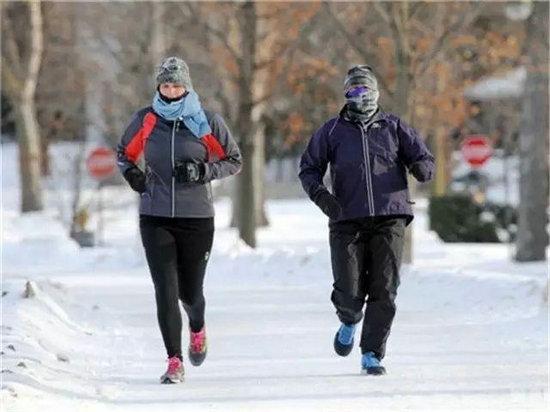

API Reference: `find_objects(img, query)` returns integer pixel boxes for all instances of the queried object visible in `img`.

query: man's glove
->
[174,161,206,183]
[314,189,342,220]
[123,165,146,193]
[409,161,432,182]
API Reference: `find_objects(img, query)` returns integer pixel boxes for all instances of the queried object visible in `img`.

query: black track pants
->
[329,216,406,359]
[139,215,214,360]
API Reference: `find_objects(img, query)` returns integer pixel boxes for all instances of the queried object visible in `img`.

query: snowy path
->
[3,198,548,411]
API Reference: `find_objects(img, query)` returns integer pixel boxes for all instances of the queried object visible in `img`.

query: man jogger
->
[298,65,435,375]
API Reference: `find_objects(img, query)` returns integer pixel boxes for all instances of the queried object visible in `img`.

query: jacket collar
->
[328,106,391,137]
[338,105,389,125]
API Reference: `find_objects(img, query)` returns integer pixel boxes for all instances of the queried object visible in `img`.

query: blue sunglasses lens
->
[345,86,369,98]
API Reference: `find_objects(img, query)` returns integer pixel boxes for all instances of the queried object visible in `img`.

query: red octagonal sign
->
[461,135,493,168]
[86,147,117,180]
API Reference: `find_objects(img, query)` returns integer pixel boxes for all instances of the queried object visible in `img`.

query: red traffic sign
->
[461,135,493,168]
[86,147,117,180]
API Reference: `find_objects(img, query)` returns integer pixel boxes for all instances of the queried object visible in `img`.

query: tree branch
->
[409,2,425,21]
[388,3,411,58]
[23,1,43,101]
[416,6,480,76]
[254,41,290,71]
[372,2,391,25]
[252,8,323,105]
[257,7,286,22]
[1,7,23,79]
[181,3,242,66]
[1,56,23,102]
[322,2,393,98]
[251,90,274,107]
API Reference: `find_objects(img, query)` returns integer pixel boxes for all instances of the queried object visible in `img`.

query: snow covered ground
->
[2,142,548,411]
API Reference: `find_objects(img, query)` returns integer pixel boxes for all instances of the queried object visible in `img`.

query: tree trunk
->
[251,9,269,229]
[15,100,43,211]
[515,1,549,262]
[433,127,448,197]
[150,3,165,67]
[253,119,269,227]
[231,123,269,229]
[2,2,45,212]
[391,4,414,264]
[236,1,258,248]
[230,1,269,232]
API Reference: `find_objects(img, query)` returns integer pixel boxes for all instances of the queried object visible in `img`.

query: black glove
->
[124,166,146,193]
[314,189,342,220]
[174,161,206,183]
[409,161,431,182]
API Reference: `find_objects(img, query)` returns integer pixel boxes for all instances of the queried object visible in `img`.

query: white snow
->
[1,142,548,411]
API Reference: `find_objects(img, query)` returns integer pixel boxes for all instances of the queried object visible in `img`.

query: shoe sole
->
[361,366,386,376]
[160,376,184,384]
[333,332,353,357]
[160,370,184,384]
[188,348,207,367]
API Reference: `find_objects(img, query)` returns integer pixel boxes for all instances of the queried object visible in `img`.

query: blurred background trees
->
[1,1,548,261]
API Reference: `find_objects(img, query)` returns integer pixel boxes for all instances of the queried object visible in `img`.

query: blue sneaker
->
[333,323,356,356]
[361,351,386,375]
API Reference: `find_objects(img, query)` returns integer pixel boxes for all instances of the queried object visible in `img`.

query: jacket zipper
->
[359,125,375,216]
[171,120,177,217]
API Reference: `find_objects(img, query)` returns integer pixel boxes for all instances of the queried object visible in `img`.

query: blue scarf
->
[152,90,212,138]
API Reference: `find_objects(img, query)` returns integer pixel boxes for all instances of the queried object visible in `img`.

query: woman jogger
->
[117,56,242,383]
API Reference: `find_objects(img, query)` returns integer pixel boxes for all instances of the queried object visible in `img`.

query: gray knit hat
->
[344,65,378,92]
[156,56,193,90]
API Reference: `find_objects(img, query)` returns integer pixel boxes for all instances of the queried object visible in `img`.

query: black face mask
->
[158,87,188,103]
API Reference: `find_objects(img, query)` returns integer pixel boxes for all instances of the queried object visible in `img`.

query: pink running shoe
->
[160,356,184,384]
[188,327,207,366]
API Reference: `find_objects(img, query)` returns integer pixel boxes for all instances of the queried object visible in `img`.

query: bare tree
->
[67,3,166,148]
[1,1,44,212]
[36,3,87,148]
[515,1,549,262]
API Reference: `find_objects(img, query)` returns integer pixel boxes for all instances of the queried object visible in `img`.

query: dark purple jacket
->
[299,109,435,225]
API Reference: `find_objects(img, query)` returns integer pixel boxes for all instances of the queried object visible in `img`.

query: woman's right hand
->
[124,165,147,193]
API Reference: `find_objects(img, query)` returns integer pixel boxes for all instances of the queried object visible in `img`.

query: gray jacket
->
[117,107,242,218]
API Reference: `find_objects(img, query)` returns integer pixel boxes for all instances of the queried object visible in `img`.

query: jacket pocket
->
[139,186,153,215]
[140,170,155,213]
[372,151,394,175]
[369,144,398,175]
[144,168,156,198]
[148,176,156,198]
